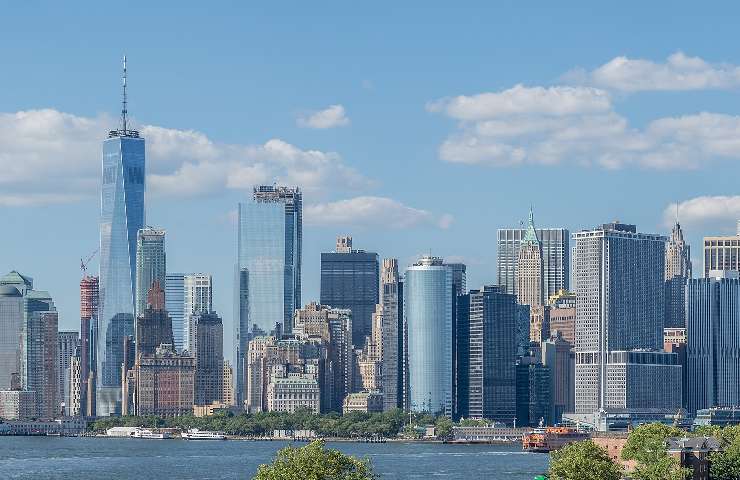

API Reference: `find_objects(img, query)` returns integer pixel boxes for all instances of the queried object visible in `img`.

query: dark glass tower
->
[320,236,379,346]
[98,57,145,415]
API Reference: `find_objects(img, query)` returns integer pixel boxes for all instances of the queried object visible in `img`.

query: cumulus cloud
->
[430,84,740,169]
[305,196,453,229]
[566,52,740,92]
[663,196,740,233]
[0,109,369,206]
[427,85,611,121]
[297,104,350,129]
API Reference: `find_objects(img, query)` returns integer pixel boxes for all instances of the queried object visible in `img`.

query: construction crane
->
[80,249,98,277]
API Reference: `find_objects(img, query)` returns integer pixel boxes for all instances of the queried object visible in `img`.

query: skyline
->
[4,3,740,360]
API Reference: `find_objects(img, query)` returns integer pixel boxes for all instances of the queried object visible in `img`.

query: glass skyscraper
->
[236,185,302,404]
[97,58,145,415]
[404,256,453,416]
[165,274,185,352]
[320,236,379,346]
[135,227,166,318]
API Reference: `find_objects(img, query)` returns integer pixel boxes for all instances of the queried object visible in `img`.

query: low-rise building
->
[266,371,320,414]
[666,437,721,480]
[343,392,383,414]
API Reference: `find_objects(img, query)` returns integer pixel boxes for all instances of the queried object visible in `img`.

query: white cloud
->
[0,109,369,206]
[566,51,740,92]
[430,85,740,169]
[664,196,740,233]
[427,85,611,121]
[297,105,350,129]
[305,196,453,230]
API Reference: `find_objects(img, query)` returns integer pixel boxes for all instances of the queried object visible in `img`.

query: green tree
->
[434,417,454,439]
[708,437,740,480]
[254,440,377,480]
[549,440,622,480]
[621,423,691,480]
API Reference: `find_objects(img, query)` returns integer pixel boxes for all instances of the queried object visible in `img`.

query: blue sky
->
[3,2,740,356]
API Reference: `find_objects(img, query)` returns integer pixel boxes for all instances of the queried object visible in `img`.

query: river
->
[0,437,550,479]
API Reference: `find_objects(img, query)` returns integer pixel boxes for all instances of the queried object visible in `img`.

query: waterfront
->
[0,437,549,479]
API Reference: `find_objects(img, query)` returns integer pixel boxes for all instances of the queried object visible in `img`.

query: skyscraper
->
[446,263,467,297]
[135,227,166,318]
[379,258,401,411]
[686,271,740,414]
[703,223,740,277]
[57,331,79,415]
[404,256,453,415]
[497,224,569,298]
[516,208,544,308]
[79,275,98,416]
[98,57,145,415]
[0,273,26,390]
[320,236,379,346]
[135,281,173,358]
[573,222,680,415]
[236,185,302,404]
[466,285,517,423]
[165,274,185,351]
[665,220,691,328]
[193,312,224,406]
[184,274,213,353]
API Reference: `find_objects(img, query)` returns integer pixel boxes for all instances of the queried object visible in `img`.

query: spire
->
[522,206,539,244]
[121,55,128,133]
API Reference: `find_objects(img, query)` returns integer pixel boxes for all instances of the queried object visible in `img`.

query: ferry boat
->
[106,427,171,439]
[181,428,227,440]
[133,429,171,439]
[522,426,588,453]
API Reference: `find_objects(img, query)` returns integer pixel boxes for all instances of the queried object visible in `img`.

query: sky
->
[3,2,740,358]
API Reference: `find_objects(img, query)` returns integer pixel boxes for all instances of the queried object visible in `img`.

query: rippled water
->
[0,437,549,479]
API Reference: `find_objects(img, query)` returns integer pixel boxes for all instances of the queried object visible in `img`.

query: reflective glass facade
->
[404,257,453,415]
[98,134,145,415]
[165,274,185,352]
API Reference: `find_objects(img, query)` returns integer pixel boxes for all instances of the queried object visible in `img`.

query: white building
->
[266,371,320,414]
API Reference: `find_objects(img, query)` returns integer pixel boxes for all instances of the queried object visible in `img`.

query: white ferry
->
[106,426,171,439]
[181,428,227,440]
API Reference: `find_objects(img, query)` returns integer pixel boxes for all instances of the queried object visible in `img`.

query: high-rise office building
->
[98,57,145,416]
[135,281,173,358]
[0,271,59,418]
[515,356,552,427]
[222,360,234,406]
[79,275,98,416]
[165,273,213,353]
[165,274,185,352]
[320,236,379,346]
[665,220,691,328]
[405,256,453,416]
[193,312,224,406]
[517,209,544,308]
[236,185,302,404]
[703,223,740,277]
[134,344,195,417]
[0,272,26,390]
[379,259,401,411]
[686,271,740,414]
[542,332,575,423]
[293,303,353,412]
[465,285,517,423]
[497,223,569,299]
[135,227,166,318]
[446,263,467,297]
[573,222,680,415]
[57,331,79,414]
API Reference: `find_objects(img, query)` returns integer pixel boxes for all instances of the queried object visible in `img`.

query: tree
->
[548,440,622,480]
[621,423,691,480]
[254,440,377,480]
[709,438,740,480]
[434,417,454,439]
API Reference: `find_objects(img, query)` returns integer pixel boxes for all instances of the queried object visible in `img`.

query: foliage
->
[434,417,454,439]
[708,435,740,480]
[621,423,691,480]
[253,440,377,480]
[548,440,622,480]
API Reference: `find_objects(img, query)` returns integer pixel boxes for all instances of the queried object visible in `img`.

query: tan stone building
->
[343,392,383,414]
[266,370,320,414]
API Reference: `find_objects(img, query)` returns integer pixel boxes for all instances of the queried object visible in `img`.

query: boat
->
[133,429,171,439]
[181,428,227,440]
[106,426,172,439]
[522,426,589,453]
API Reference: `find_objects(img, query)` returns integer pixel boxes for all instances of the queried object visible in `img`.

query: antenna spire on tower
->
[121,55,128,133]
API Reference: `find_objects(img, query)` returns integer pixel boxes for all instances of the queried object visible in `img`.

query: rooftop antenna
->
[675,202,679,225]
[121,55,128,133]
